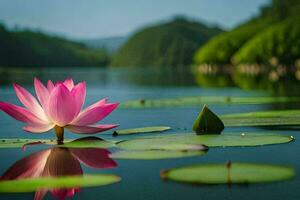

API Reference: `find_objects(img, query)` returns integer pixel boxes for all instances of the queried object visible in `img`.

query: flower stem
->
[54,125,64,144]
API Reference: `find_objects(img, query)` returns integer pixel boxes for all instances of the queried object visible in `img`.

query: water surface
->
[0,67,300,200]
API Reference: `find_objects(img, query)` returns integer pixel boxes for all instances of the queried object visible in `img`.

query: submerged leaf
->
[111,150,206,160]
[0,174,121,193]
[117,133,294,150]
[161,163,295,185]
[192,105,224,134]
[221,110,300,127]
[113,126,171,136]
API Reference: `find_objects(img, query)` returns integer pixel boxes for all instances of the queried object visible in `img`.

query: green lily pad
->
[161,163,295,185]
[117,138,208,151]
[113,126,171,136]
[111,150,207,160]
[0,137,115,149]
[193,105,224,134]
[0,174,121,193]
[221,110,300,127]
[120,96,300,109]
[117,133,294,150]
[0,139,56,149]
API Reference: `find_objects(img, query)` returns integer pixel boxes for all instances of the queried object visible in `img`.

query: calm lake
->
[0,67,300,200]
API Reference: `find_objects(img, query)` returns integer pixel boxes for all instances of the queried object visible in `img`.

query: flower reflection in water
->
[1,146,117,200]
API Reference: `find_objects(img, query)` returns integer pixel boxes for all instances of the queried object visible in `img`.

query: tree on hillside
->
[233,19,300,65]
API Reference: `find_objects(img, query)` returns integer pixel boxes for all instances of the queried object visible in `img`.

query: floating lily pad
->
[113,126,171,136]
[111,150,206,160]
[120,96,300,109]
[0,137,115,149]
[0,174,121,193]
[117,139,208,151]
[193,105,224,134]
[161,163,295,185]
[221,110,300,126]
[117,133,294,150]
[0,139,56,149]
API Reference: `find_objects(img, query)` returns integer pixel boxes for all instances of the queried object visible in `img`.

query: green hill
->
[194,0,300,65]
[233,18,300,65]
[0,24,109,67]
[193,19,270,65]
[111,17,222,68]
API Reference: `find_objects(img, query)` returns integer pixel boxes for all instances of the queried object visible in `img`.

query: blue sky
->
[0,0,270,39]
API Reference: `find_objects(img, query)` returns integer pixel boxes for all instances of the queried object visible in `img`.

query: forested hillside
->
[0,24,109,67]
[111,17,222,67]
[194,0,300,65]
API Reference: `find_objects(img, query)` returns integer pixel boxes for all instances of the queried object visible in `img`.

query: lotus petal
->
[71,103,119,126]
[0,101,46,124]
[13,83,48,121]
[34,78,50,110]
[47,84,77,126]
[23,123,55,133]
[47,80,54,92]
[79,98,107,114]
[71,82,86,116]
[63,78,74,91]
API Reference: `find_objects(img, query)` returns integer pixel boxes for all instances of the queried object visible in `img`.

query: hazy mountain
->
[81,36,127,53]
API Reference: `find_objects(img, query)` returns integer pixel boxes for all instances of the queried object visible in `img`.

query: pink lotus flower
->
[1,146,117,200]
[0,78,119,142]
